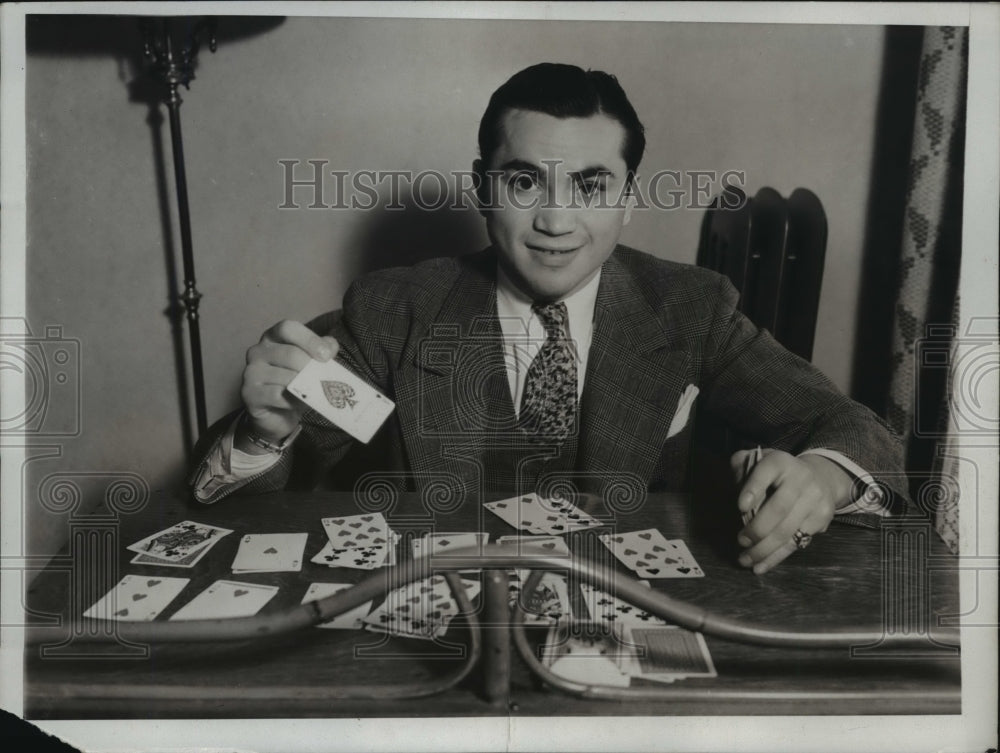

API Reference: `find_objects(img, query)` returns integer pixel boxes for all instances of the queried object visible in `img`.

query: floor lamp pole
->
[141,17,217,439]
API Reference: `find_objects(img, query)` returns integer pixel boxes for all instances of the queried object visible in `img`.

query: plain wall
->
[24,16,894,559]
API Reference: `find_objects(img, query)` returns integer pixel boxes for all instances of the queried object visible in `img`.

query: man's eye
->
[577,180,606,196]
[510,173,539,191]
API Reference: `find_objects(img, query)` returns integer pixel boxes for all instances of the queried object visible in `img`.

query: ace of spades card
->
[286,358,395,443]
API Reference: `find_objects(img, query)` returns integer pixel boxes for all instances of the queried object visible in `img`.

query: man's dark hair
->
[477,62,646,176]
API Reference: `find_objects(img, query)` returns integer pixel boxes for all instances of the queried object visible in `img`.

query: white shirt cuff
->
[798,448,891,516]
[192,415,285,501]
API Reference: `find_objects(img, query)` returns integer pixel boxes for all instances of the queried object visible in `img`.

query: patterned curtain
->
[886,27,967,554]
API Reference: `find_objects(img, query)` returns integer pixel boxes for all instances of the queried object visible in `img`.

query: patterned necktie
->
[519,301,577,442]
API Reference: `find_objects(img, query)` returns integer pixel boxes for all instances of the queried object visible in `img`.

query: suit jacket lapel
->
[577,251,692,485]
[394,250,514,488]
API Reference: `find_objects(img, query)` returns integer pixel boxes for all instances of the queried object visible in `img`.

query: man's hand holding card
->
[239,320,340,449]
[239,318,395,450]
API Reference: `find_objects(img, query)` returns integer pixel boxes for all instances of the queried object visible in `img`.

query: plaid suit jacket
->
[191,245,906,505]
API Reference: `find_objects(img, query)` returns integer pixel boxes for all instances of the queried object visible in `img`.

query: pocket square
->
[666,385,699,439]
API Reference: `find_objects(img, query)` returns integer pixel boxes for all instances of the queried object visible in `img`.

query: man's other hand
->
[730,449,853,574]
[239,320,339,449]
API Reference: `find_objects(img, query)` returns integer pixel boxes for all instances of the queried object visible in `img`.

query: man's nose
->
[533,183,577,235]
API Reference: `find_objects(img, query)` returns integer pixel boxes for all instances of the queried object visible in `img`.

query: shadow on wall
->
[340,197,488,282]
[28,14,287,460]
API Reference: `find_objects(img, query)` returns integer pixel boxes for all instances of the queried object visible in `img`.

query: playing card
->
[170,579,279,621]
[83,574,189,622]
[663,539,704,577]
[363,575,481,640]
[540,622,631,687]
[126,520,232,563]
[599,529,704,578]
[541,495,604,532]
[287,358,395,443]
[484,493,602,535]
[321,513,396,550]
[231,533,308,573]
[301,583,373,630]
[580,580,668,627]
[616,626,717,682]
[311,540,395,570]
[507,569,525,606]
[130,544,215,569]
[510,571,572,623]
[496,534,570,557]
[411,532,488,560]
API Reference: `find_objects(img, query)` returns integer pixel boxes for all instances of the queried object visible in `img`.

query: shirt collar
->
[495,264,602,340]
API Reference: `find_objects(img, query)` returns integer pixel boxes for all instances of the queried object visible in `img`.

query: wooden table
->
[23,489,961,718]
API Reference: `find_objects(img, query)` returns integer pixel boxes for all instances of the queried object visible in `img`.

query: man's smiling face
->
[477,109,634,302]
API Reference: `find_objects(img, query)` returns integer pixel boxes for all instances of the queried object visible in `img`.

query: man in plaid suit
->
[192,63,903,573]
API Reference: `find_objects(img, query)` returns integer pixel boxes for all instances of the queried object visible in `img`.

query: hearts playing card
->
[170,579,279,621]
[599,529,704,578]
[84,574,189,622]
[231,533,308,573]
[301,583,373,629]
[287,358,395,443]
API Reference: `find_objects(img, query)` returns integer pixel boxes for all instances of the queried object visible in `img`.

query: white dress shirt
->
[495,264,600,415]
